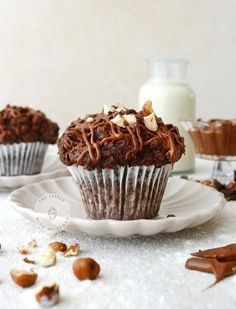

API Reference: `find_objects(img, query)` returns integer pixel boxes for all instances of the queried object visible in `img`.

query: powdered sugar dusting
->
[0,192,236,308]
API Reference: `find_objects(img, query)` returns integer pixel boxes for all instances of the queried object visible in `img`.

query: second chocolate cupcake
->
[0,105,59,176]
[58,101,185,220]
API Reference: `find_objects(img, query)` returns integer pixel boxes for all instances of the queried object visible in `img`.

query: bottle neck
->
[147,59,188,83]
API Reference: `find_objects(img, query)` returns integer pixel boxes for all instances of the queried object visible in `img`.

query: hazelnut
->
[103,104,115,115]
[123,114,137,125]
[72,258,100,280]
[142,101,153,116]
[35,284,60,307]
[23,257,35,264]
[115,104,126,113]
[226,181,236,190]
[86,117,94,123]
[28,240,37,248]
[39,246,56,267]
[10,268,37,287]
[18,239,37,254]
[49,242,67,253]
[200,179,215,188]
[64,243,80,257]
[18,247,29,255]
[143,113,158,132]
[110,114,125,128]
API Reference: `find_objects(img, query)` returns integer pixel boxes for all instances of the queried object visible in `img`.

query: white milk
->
[139,59,195,173]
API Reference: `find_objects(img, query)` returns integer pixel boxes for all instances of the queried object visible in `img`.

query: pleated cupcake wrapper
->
[0,142,48,176]
[68,163,172,220]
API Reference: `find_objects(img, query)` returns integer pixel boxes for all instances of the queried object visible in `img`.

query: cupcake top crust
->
[58,101,185,170]
[0,104,59,144]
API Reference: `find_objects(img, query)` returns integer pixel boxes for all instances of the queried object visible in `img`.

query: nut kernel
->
[72,258,100,280]
[86,117,94,123]
[143,113,158,132]
[142,101,153,116]
[64,243,80,257]
[103,104,115,115]
[110,114,125,128]
[10,268,37,287]
[35,284,60,307]
[39,246,56,267]
[49,242,67,253]
[123,114,136,125]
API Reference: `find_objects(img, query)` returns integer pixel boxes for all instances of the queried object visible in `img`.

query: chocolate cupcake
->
[58,101,185,220]
[0,104,59,176]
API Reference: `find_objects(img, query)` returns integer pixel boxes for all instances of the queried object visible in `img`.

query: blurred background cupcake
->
[58,101,184,220]
[0,104,59,176]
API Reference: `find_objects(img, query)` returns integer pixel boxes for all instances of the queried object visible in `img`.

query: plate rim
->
[9,176,227,236]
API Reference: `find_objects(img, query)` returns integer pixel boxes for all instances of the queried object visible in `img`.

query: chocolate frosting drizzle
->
[0,104,59,144]
[57,103,185,170]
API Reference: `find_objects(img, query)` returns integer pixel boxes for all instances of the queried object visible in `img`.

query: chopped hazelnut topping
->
[103,104,115,115]
[123,114,137,125]
[110,114,126,128]
[144,113,158,132]
[86,117,94,123]
[142,101,153,116]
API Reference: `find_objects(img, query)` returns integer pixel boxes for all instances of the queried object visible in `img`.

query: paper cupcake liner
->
[68,163,172,220]
[0,142,48,176]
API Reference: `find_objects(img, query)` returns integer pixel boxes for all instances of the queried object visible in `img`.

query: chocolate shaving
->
[186,244,236,287]
[185,257,236,285]
[191,244,236,261]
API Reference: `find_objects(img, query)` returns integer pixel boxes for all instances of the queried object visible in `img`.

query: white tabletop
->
[0,158,236,309]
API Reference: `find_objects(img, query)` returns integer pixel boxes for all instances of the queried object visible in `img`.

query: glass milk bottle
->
[139,59,195,173]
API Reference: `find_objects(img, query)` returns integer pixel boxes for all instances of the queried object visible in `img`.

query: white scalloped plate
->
[0,145,70,191]
[9,176,226,236]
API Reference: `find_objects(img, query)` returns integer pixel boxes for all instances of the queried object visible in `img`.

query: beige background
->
[0,0,235,129]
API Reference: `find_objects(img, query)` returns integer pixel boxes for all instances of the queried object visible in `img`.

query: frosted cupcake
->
[0,105,59,176]
[58,101,184,220]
